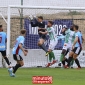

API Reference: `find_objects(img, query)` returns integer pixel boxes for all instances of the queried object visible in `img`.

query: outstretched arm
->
[39,31,48,35]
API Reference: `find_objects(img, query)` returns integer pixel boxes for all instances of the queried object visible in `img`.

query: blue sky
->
[0,0,85,7]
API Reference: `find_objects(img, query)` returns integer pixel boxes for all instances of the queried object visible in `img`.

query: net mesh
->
[0,7,85,67]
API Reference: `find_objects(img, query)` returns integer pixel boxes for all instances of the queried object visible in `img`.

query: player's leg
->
[46,52,53,67]
[58,49,67,66]
[46,50,57,67]
[1,51,11,67]
[73,47,82,69]
[49,40,58,63]
[70,59,74,68]
[69,45,74,68]
[46,40,57,67]
[13,55,23,74]
[38,38,48,53]
[13,60,24,74]
[73,54,81,69]
[9,54,23,77]
[61,49,69,67]
[66,51,74,68]
[60,43,68,63]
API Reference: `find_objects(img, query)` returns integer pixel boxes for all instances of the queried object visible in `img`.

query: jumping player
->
[0,25,11,68]
[30,16,48,56]
[39,21,57,67]
[8,29,28,77]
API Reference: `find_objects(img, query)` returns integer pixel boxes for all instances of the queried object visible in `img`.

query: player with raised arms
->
[30,16,48,56]
[39,21,57,67]
[0,25,11,68]
[8,29,28,77]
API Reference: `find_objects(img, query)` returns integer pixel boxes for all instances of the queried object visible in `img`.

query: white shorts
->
[63,43,72,51]
[49,39,58,50]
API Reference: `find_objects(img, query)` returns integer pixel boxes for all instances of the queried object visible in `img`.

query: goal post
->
[7,6,11,57]
[6,5,85,67]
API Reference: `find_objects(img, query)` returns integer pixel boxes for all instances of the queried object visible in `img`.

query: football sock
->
[62,60,65,65]
[67,57,73,67]
[65,58,68,63]
[70,59,74,66]
[49,52,53,62]
[50,51,55,60]
[39,44,47,52]
[62,58,68,66]
[13,64,21,73]
[60,54,64,62]
[75,59,81,68]
[4,57,10,65]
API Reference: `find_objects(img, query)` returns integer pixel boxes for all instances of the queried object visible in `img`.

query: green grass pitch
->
[0,68,85,85]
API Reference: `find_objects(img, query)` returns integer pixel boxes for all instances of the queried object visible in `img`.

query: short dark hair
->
[48,21,54,25]
[0,25,2,28]
[73,25,79,30]
[38,16,43,20]
[20,29,26,34]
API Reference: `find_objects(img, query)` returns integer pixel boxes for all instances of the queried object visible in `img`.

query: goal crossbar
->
[8,5,85,10]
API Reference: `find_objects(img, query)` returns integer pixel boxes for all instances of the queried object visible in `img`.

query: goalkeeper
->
[39,21,57,67]
[30,16,48,56]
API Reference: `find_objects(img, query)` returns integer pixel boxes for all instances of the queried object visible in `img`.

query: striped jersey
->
[47,27,56,41]
[64,29,75,44]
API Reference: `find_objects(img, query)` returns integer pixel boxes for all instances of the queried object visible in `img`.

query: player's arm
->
[19,43,24,52]
[19,43,27,56]
[5,38,7,43]
[39,29,52,34]
[38,28,46,30]
[82,36,84,43]
[73,36,78,46]
[39,31,48,34]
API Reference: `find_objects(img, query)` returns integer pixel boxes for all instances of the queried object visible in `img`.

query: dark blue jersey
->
[31,18,46,37]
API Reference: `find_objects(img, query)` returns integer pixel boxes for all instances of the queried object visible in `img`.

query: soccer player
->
[58,26,75,67]
[8,29,28,77]
[30,16,48,55]
[39,21,57,67]
[66,25,83,69]
[0,25,11,68]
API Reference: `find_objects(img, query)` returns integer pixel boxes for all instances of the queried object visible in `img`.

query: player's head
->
[37,16,43,22]
[20,29,26,36]
[61,26,68,33]
[0,25,3,32]
[70,25,74,31]
[73,24,79,31]
[47,21,54,27]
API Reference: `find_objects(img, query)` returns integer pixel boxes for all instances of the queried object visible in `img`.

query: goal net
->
[0,6,85,67]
